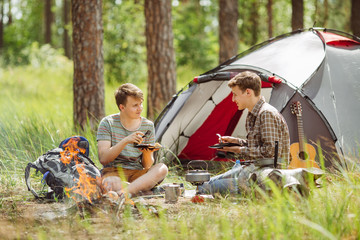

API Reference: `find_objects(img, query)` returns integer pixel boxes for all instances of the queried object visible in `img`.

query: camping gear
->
[25,136,101,200]
[253,167,324,196]
[164,184,181,203]
[155,28,360,168]
[185,160,211,185]
[185,160,212,203]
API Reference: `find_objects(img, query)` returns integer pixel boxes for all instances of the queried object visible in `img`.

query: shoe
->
[150,185,166,195]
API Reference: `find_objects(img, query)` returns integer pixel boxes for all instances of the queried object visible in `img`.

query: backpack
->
[25,136,101,201]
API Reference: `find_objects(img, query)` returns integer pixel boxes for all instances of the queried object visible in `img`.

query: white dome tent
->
[155,28,360,168]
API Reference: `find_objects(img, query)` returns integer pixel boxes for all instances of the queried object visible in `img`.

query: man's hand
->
[124,131,144,145]
[220,136,240,144]
[218,136,245,154]
[141,148,155,170]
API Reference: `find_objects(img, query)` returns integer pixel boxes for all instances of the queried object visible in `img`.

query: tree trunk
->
[267,0,273,38]
[219,0,238,64]
[291,0,304,31]
[250,0,259,45]
[323,0,329,27]
[44,0,53,44]
[72,0,105,130]
[63,0,71,58]
[7,0,11,25]
[145,0,176,120]
[351,0,360,36]
[0,0,3,49]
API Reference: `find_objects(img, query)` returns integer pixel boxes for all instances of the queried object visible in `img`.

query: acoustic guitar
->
[289,101,320,169]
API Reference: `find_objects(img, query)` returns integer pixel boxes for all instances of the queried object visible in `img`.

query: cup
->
[165,184,180,203]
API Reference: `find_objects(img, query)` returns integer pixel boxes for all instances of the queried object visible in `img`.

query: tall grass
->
[111,172,360,240]
[1,62,360,239]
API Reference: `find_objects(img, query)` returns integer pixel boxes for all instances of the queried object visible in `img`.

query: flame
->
[60,137,85,165]
[60,136,101,203]
[65,165,101,204]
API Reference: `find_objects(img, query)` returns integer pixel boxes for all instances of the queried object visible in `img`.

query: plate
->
[134,144,161,150]
[209,142,241,149]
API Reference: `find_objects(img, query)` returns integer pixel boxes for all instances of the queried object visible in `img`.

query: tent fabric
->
[155,28,360,167]
[227,31,326,88]
[178,93,238,161]
[319,31,360,47]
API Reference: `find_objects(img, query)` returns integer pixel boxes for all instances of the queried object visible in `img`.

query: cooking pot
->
[185,160,211,185]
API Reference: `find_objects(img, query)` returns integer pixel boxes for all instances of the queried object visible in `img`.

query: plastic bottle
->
[230,160,242,178]
[232,159,241,169]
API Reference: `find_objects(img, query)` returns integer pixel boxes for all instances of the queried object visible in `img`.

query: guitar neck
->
[297,115,305,152]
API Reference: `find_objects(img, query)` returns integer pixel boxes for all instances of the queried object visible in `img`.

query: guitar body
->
[289,142,319,168]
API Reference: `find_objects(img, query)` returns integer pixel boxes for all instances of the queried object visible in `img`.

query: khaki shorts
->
[101,167,148,183]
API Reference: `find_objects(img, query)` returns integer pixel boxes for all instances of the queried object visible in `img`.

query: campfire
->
[60,137,102,204]
[58,137,138,218]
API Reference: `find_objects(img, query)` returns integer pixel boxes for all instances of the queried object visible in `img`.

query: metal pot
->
[185,169,211,185]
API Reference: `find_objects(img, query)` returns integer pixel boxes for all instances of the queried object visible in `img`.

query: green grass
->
[0,63,360,239]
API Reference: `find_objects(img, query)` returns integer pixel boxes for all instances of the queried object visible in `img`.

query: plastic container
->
[232,159,241,169]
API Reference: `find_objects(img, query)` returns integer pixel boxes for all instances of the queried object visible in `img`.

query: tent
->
[155,28,360,168]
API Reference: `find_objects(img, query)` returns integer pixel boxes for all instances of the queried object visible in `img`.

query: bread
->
[154,142,162,148]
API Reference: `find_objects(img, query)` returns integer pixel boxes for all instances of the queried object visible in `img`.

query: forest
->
[0,0,359,124]
[0,0,360,239]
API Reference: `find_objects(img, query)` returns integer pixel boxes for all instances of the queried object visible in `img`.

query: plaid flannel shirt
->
[239,96,290,163]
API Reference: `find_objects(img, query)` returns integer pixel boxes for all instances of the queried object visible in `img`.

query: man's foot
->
[150,185,166,195]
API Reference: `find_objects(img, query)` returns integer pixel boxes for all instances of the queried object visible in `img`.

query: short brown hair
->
[228,71,261,96]
[115,83,144,107]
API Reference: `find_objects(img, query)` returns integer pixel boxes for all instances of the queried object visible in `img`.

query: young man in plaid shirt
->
[199,71,290,195]
[219,71,290,162]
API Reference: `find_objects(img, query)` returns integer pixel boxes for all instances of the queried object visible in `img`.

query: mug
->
[165,184,180,203]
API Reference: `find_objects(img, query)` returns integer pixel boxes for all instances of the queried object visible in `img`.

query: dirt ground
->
[0,189,203,239]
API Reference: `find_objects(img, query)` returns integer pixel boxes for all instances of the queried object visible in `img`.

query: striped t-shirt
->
[97,113,155,170]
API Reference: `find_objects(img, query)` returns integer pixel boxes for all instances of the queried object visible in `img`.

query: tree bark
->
[44,0,53,44]
[267,0,273,38]
[250,0,259,45]
[291,0,304,31]
[145,0,176,120]
[351,0,360,36]
[323,0,329,27]
[219,0,238,64]
[7,0,11,25]
[72,0,105,130]
[63,0,71,58]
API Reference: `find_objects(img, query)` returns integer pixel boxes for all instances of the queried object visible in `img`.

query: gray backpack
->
[25,136,101,200]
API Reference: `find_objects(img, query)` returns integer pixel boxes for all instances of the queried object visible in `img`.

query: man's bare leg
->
[102,176,127,196]
[127,163,168,195]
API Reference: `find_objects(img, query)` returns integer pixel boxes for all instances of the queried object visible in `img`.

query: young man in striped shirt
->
[97,83,168,197]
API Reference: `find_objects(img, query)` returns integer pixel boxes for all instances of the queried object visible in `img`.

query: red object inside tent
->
[178,93,238,161]
[178,82,273,161]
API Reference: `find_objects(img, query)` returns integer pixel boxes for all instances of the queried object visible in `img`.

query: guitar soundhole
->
[298,151,308,160]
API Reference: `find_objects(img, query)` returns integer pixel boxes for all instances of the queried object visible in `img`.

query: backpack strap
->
[24,163,41,198]
[79,153,97,167]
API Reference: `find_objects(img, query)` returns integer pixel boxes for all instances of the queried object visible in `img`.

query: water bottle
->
[232,160,241,169]
[230,159,242,178]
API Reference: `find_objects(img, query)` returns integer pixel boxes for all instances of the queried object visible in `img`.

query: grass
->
[0,62,360,239]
